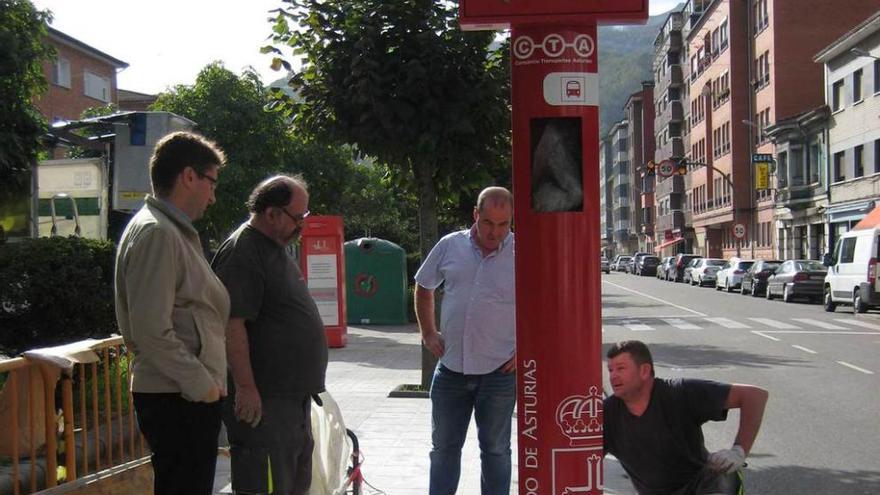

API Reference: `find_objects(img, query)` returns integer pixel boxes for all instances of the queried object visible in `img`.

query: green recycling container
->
[344,238,408,325]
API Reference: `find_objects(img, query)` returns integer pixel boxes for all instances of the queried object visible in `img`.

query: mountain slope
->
[598,7,680,136]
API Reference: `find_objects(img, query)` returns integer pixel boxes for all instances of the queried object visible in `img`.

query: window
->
[854,145,864,178]
[853,69,863,103]
[833,151,845,182]
[720,20,729,50]
[874,60,880,94]
[83,71,110,102]
[840,237,857,263]
[832,80,844,111]
[875,139,880,174]
[52,57,71,88]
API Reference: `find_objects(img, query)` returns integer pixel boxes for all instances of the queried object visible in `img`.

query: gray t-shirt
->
[603,378,731,495]
[212,223,328,397]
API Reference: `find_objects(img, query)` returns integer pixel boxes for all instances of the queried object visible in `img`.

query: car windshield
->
[706,260,726,266]
[739,262,755,270]
[797,260,826,271]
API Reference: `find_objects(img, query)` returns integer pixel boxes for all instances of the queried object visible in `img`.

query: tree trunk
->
[414,161,440,389]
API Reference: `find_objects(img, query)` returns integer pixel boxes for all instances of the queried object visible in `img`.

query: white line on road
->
[791,345,817,354]
[602,280,707,316]
[705,317,751,329]
[836,361,875,375]
[751,331,781,342]
[791,318,846,330]
[749,318,800,329]
[750,330,880,335]
[835,318,880,330]
[621,320,654,331]
[661,318,701,330]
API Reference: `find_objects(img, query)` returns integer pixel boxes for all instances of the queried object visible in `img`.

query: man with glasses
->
[212,175,327,495]
[114,131,229,495]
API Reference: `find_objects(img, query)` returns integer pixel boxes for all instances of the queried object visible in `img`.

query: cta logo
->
[513,33,595,60]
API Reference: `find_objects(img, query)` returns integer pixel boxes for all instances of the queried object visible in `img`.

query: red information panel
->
[460,0,648,30]
[510,24,605,494]
[300,215,348,348]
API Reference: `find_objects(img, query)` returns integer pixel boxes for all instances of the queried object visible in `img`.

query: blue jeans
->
[429,363,516,495]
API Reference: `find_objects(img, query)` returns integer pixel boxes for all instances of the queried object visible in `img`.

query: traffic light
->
[676,159,688,176]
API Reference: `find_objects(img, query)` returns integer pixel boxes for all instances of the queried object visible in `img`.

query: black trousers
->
[133,392,223,495]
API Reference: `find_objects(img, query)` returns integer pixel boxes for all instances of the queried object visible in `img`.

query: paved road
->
[601,270,880,494]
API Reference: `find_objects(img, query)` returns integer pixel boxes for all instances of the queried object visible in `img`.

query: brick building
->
[624,82,656,252]
[36,27,128,124]
[681,0,878,260]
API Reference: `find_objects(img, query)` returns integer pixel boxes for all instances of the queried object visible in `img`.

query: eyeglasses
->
[195,171,219,190]
[279,207,310,223]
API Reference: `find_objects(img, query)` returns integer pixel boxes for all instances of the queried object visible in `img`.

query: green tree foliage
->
[150,62,417,252]
[0,237,116,356]
[0,0,54,202]
[151,63,297,244]
[266,0,511,259]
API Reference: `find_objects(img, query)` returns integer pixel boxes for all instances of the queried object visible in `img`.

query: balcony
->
[656,210,686,233]
[776,184,825,209]
[655,174,685,198]
[659,136,685,159]
[669,101,683,122]
[669,64,683,87]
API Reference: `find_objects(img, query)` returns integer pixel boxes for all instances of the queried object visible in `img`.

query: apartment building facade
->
[36,27,128,124]
[816,11,880,251]
[624,82,656,252]
[652,10,693,255]
[599,135,615,258]
[608,120,638,255]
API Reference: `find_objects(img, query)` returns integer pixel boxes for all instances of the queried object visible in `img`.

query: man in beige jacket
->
[115,131,230,495]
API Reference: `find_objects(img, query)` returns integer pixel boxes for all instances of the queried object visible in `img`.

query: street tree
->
[0,0,54,201]
[266,0,511,261]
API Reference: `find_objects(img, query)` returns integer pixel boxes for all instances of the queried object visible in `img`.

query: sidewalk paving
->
[215,324,634,494]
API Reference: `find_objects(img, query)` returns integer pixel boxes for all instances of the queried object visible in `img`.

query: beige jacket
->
[115,196,230,401]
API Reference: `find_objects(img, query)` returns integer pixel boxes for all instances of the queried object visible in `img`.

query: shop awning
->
[853,204,880,230]
[655,236,684,252]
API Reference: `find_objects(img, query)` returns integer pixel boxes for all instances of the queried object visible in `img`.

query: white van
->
[823,227,880,313]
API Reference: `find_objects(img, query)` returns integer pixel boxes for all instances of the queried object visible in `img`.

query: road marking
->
[661,318,701,330]
[837,361,874,375]
[621,320,654,331]
[749,318,800,329]
[602,280,707,316]
[791,345,817,354]
[835,318,880,330]
[752,331,781,342]
[750,330,880,336]
[705,317,751,329]
[791,319,845,330]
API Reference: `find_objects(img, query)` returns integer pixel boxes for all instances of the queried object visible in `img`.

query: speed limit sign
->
[733,223,746,239]
[658,160,675,177]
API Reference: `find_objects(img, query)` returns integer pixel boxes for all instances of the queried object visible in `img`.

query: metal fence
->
[0,336,146,494]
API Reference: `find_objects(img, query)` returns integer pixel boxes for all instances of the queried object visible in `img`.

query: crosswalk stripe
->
[704,317,751,329]
[792,318,846,330]
[622,320,654,331]
[748,318,800,329]
[835,319,880,330]
[661,318,701,330]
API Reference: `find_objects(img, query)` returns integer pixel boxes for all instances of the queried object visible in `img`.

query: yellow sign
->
[755,162,770,190]
[120,191,148,200]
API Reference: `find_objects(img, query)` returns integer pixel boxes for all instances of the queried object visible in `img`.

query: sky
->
[32,0,684,95]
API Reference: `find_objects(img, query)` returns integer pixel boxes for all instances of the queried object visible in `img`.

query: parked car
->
[612,255,632,272]
[681,258,700,284]
[823,227,880,313]
[601,256,611,274]
[766,260,827,303]
[657,256,675,280]
[670,254,702,282]
[740,259,783,296]
[688,258,726,287]
[628,252,650,274]
[715,258,755,292]
[636,255,661,276]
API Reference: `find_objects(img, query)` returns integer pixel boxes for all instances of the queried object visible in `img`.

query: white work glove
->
[707,445,746,474]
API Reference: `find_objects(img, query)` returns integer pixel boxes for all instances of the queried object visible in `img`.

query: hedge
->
[0,236,117,356]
